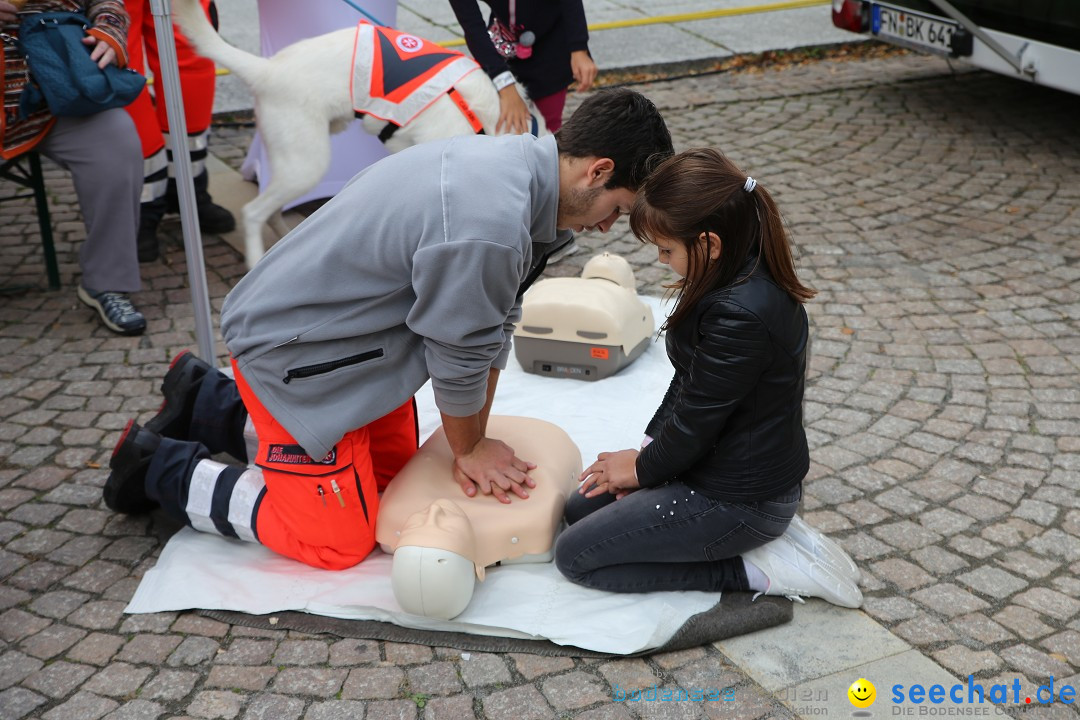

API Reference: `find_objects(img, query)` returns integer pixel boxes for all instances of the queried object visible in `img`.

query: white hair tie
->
[743,176,757,193]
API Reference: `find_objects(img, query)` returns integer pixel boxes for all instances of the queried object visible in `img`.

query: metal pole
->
[149,0,217,363]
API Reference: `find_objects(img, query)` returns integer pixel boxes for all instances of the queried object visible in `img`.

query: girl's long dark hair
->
[629,148,815,330]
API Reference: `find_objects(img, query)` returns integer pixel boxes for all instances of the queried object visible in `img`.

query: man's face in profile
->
[557,185,636,234]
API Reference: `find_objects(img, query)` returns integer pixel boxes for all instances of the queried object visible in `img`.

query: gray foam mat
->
[200,592,792,658]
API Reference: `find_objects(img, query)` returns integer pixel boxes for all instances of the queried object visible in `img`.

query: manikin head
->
[581,252,636,289]
[391,499,483,620]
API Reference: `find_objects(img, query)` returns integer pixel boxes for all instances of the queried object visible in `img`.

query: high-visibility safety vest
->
[352,22,482,131]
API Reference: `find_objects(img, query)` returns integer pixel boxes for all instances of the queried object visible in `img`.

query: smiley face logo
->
[848,678,876,708]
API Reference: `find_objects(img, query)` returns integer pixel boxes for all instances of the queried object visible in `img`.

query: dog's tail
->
[171,0,269,86]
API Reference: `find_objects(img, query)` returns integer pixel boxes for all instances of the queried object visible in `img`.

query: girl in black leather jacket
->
[554,149,862,607]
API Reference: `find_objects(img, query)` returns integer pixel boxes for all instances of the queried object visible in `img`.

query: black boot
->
[145,351,214,440]
[137,196,167,263]
[167,170,236,235]
[105,421,161,514]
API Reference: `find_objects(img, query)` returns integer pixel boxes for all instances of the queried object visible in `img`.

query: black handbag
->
[17,12,146,119]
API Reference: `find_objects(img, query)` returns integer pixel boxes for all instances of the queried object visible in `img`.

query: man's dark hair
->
[555,88,674,191]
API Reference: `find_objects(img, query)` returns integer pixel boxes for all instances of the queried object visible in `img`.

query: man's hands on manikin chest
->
[441,368,536,504]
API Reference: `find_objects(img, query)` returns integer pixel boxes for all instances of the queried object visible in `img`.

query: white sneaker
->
[743,535,863,609]
[784,514,861,582]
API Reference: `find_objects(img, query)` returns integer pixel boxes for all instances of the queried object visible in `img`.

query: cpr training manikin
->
[514,253,654,381]
[377,254,655,619]
[376,416,582,620]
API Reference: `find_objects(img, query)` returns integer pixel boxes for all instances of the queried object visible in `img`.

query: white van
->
[831,0,1080,96]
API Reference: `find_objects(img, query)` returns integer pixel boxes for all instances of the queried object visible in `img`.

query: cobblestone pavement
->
[2,50,1080,720]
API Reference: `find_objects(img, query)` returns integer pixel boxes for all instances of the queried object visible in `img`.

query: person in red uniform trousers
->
[123,0,235,262]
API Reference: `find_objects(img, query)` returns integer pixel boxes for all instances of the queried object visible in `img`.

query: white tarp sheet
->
[126,296,722,654]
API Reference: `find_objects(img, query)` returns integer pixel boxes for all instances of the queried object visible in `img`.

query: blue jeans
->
[554,482,802,593]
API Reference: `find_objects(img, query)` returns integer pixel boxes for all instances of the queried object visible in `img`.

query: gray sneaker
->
[78,286,147,336]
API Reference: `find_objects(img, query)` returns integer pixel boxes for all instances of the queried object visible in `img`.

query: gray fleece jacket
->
[221,133,569,461]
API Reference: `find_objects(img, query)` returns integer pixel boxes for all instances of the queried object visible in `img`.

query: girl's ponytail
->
[750,184,816,304]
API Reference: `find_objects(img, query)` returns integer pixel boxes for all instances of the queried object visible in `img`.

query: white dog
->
[172,0,544,267]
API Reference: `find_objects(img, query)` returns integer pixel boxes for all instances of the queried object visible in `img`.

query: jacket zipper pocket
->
[283,349,384,383]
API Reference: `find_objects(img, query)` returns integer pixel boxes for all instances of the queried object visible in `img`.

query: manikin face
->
[557,185,637,234]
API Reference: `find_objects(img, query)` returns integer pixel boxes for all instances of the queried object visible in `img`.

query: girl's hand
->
[570,50,596,92]
[83,35,117,69]
[496,85,531,135]
[579,449,640,498]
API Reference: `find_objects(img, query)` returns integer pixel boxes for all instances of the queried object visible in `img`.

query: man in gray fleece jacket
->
[104,88,673,570]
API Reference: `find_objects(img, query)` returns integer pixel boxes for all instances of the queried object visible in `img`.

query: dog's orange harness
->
[351,23,484,139]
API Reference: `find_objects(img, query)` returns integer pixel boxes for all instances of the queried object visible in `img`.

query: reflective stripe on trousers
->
[186,460,266,544]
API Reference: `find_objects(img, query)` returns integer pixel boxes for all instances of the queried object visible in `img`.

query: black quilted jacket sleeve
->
[644,372,679,439]
[636,298,769,487]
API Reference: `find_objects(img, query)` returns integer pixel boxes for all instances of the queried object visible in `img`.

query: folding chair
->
[0,151,60,291]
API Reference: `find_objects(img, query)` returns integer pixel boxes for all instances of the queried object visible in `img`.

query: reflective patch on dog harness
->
[352,22,480,127]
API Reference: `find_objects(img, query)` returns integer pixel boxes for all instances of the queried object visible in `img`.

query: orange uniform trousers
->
[232,360,418,570]
[123,0,216,158]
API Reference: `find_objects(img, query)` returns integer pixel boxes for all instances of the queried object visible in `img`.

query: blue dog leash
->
[337,0,388,27]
